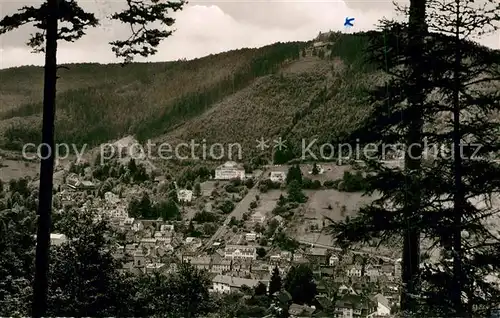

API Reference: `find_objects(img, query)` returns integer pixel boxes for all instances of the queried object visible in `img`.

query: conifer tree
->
[286,165,303,185]
[327,1,430,314]
[312,163,319,175]
[287,180,307,203]
[416,0,500,315]
[284,264,317,305]
[269,266,282,296]
[0,1,185,315]
[329,0,500,316]
[194,182,202,197]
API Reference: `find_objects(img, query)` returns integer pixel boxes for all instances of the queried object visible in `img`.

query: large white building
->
[224,245,257,260]
[215,161,245,180]
[270,171,286,183]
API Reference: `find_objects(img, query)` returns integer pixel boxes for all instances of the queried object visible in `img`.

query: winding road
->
[202,168,268,250]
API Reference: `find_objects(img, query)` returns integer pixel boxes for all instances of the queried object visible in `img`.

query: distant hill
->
[0,32,378,162]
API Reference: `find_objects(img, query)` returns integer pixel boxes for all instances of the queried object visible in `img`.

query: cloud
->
[0,0,498,68]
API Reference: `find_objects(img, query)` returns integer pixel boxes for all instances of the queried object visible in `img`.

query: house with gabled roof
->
[305,247,328,264]
[250,211,266,224]
[211,259,231,274]
[188,256,211,271]
[289,303,315,317]
[224,245,257,260]
[212,275,267,293]
[347,264,363,277]
[334,294,377,318]
[372,294,391,316]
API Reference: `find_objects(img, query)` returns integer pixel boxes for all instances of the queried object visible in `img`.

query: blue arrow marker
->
[344,17,355,27]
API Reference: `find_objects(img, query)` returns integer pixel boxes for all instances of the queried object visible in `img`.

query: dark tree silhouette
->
[284,264,317,305]
[286,165,303,185]
[269,266,282,296]
[254,282,267,296]
[417,0,500,315]
[401,0,428,312]
[287,180,307,203]
[328,0,500,315]
[311,162,319,175]
[0,1,185,315]
[327,0,430,315]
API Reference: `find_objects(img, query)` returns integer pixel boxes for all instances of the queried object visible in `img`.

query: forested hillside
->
[159,33,380,161]
[0,32,375,159]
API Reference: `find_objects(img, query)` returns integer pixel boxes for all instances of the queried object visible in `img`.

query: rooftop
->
[270,171,286,176]
[372,293,390,308]
[335,294,376,310]
[307,247,328,256]
[217,161,244,170]
[190,256,211,265]
[225,244,256,251]
[213,275,266,288]
[212,259,231,265]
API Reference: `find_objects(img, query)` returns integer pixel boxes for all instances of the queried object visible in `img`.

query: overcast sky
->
[0,0,498,69]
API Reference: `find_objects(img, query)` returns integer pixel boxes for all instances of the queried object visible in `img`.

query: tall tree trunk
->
[452,0,464,315]
[401,0,427,314]
[32,0,58,316]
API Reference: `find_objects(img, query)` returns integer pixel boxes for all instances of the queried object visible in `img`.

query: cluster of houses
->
[55,188,129,224]
[105,224,401,317]
[264,280,394,317]
[43,158,403,317]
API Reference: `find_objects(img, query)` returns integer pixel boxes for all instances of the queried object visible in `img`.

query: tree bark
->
[401,0,427,314]
[452,0,464,315]
[32,0,58,316]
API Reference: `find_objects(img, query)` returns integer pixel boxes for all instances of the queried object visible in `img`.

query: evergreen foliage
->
[193,182,202,197]
[328,0,500,316]
[286,180,307,203]
[338,170,368,192]
[269,266,282,296]
[311,163,319,175]
[128,192,180,220]
[0,42,303,149]
[285,165,303,185]
[284,264,317,305]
